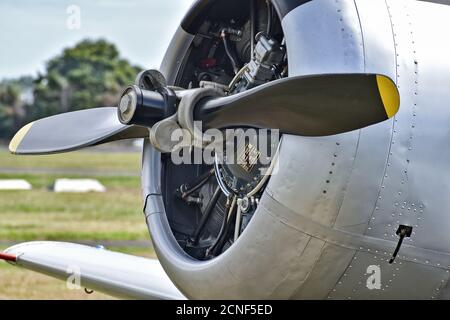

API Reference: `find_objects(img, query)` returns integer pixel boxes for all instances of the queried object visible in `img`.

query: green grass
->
[0,183,147,241]
[0,149,141,172]
[0,149,147,242]
[0,149,156,298]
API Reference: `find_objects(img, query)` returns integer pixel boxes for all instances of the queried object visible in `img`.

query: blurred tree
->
[0,77,32,139]
[32,39,141,118]
[0,39,141,140]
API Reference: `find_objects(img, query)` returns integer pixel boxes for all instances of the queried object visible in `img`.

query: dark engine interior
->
[161,0,287,260]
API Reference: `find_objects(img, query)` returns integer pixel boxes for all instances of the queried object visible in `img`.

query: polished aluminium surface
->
[269,0,450,299]
[4,0,450,300]
[159,26,195,86]
[4,241,185,300]
[143,0,450,299]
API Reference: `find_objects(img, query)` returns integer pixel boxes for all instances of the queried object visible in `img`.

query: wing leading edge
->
[1,241,185,300]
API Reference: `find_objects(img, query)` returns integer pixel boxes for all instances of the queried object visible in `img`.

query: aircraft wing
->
[0,241,185,300]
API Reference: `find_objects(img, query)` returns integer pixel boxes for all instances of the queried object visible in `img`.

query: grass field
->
[0,148,156,299]
[0,148,141,172]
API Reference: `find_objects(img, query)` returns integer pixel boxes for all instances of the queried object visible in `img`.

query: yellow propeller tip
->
[376,75,400,119]
[9,122,34,154]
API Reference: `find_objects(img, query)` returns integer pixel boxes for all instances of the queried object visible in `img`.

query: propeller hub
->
[117,85,175,127]
[118,89,137,123]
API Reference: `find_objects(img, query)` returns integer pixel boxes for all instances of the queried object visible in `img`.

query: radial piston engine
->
[236,32,285,92]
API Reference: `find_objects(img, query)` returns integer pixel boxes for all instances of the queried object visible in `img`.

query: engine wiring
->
[221,29,241,74]
[174,0,286,260]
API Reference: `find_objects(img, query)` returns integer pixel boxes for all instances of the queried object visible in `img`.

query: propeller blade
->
[9,107,148,155]
[195,74,400,136]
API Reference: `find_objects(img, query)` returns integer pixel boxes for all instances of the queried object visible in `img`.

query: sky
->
[0,0,194,80]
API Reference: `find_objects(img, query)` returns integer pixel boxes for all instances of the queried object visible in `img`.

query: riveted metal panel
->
[269,237,326,298]
[334,0,397,233]
[282,0,365,76]
[366,0,450,253]
[275,0,370,227]
[262,190,450,266]
[292,243,356,299]
[266,134,359,227]
[146,195,325,299]
[354,0,397,79]
[328,251,449,299]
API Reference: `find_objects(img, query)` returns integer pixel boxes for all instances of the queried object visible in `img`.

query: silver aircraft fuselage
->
[145,0,450,299]
[5,0,450,300]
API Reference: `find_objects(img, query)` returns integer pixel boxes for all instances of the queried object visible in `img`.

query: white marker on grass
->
[0,179,32,190]
[53,179,106,193]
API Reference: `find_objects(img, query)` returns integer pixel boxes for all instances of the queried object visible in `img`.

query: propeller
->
[9,72,399,155]
[196,73,399,136]
[9,107,148,155]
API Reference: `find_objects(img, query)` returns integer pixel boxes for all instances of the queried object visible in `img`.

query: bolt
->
[119,93,134,114]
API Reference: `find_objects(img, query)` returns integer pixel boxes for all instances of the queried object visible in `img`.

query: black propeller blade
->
[9,107,148,155]
[9,73,399,155]
[195,73,399,136]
